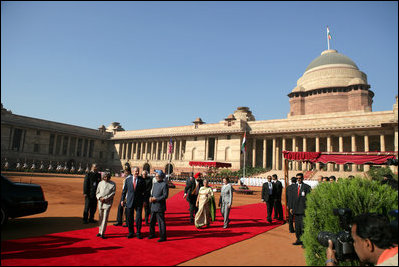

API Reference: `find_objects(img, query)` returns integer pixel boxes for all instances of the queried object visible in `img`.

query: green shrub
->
[367,166,398,182]
[302,178,398,266]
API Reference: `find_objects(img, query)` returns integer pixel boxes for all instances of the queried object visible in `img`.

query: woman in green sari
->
[195,178,215,228]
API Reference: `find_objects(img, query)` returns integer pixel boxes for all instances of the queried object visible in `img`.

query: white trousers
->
[98,208,110,235]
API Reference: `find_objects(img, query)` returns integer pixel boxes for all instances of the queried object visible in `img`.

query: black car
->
[1,174,48,225]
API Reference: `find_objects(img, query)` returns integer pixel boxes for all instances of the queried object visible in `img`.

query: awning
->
[189,161,232,168]
[282,151,397,165]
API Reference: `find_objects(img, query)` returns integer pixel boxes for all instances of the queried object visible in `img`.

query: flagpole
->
[327,26,330,50]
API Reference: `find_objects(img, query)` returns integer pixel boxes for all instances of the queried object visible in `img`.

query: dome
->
[305,49,358,72]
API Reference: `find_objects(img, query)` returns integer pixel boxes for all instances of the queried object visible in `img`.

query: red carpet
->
[1,190,284,266]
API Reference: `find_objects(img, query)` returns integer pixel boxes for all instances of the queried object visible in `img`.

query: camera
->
[317,208,358,261]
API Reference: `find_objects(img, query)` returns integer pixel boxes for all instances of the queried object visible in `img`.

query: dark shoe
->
[292,241,303,245]
[136,233,143,239]
[127,233,135,238]
[96,233,101,237]
[89,219,97,223]
[83,221,89,224]
[223,225,228,229]
[267,220,272,223]
[157,238,166,242]
[101,235,107,239]
[289,230,295,233]
[113,223,122,226]
[147,235,155,239]
[123,224,128,227]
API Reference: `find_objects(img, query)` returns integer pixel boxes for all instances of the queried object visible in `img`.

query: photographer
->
[326,213,398,266]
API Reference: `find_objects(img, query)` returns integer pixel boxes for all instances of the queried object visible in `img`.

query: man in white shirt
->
[96,170,116,239]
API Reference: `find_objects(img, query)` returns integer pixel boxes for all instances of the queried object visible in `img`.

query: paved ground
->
[1,172,306,266]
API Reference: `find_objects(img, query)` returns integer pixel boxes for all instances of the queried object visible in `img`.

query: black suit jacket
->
[83,171,101,198]
[185,177,203,198]
[273,180,283,200]
[261,182,275,202]
[292,182,312,215]
[121,175,145,209]
[285,183,296,210]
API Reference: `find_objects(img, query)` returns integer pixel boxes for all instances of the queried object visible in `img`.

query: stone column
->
[156,141,159,160]
[161,141,164,160]
[59,136,64,156]
[276,139,280,170]
[364,135,370,171]
[252,138,256,168]
[263,138,267,169]
[327,136,332,171]
[282,138,286,171]
[131,142,134,160]
[140,142,144,160]
[339,136,344,172]
[272,138,276,170]
[302,137,307,171]
[351,135,357,172]
[204,138,208,160]
[150,141,154,160]
[315,136,320,171]
[213,138,217,161]
[173,140,177,160]
[380,134,386,151]
[292,137,297,170]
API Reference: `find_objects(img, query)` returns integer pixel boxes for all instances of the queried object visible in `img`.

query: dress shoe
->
[101,235,107,239]
[292,240,303,245]
[96,233,102,237]
[157,238,166,242]
[136,233,143,239]
[123,224,128,227]
[89,219,97,223]
[147,235,155,239]
[127,233,135,238]
[113,223,122,226]
[223,225,228,229]
[83,220,89,224]
[289,230,295,233]
[267,220,272,224]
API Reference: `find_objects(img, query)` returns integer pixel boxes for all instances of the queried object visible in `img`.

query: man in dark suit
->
[142,170,153,225]
[148,170,168,242]
[285,176,297,233]
[183,172,203,224]
[114,165,130,227]
[272,174,284,221]
[120,166,145,239]
[291,172,311,246]
[83,163,101,224]
[261,175,275,223]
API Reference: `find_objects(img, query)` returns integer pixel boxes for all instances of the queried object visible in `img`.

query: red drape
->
[282,151,397,165]
[189,161,232,168]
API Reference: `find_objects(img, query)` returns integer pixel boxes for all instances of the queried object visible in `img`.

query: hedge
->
[302,177,398,266]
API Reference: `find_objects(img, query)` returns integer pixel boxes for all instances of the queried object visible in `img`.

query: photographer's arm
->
[326,240,337,266]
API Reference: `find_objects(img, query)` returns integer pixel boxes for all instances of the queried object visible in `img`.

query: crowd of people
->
[81,163,397,265]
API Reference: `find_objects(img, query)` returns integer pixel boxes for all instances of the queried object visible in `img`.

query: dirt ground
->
[1,172,306,266]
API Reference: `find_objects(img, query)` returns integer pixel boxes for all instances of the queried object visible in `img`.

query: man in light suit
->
[291,172,312,246]
[121,166,145,239]
[148,170,168,242]
[96,170,116,239]
[261,175,275,223]
[219,177,233,229]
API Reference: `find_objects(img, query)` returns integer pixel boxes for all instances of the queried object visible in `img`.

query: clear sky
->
[1,1,398,131]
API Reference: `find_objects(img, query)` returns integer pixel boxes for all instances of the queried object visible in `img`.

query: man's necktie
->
[297,184,301,196]
[133,178,136,190]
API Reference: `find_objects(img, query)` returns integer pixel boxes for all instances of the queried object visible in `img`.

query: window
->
[88,140,94,158]
[227,135,231,140]
[55,135,62,155]
[36,130,41,135]
[49,134,55,154]
[62,136,69,155]
[77,138,83,156]
[11,129,23,151]
[34,144,40,153]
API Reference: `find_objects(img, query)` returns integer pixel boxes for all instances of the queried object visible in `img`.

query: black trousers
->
[294,214,304,241]
[115,202,127,224]
[187,195,198,222]
[266,199,274,222]
[273,199,284,220]
[149,211,166,240]
[288,212,295,232]
[126,205,143,235]
[83,196,97,221]
[143,198,151,223]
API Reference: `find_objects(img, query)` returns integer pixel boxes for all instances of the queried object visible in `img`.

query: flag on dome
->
[327,26,332,40]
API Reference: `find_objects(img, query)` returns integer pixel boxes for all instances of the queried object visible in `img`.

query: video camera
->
[317,208,358,261]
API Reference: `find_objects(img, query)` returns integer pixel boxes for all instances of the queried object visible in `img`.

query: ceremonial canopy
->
[282,151,397,165]
[188,161,232,168]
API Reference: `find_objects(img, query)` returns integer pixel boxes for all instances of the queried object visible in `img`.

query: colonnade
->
[118,139,186,162]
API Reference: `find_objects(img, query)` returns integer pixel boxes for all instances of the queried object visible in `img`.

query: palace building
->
[1,49,398,177]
